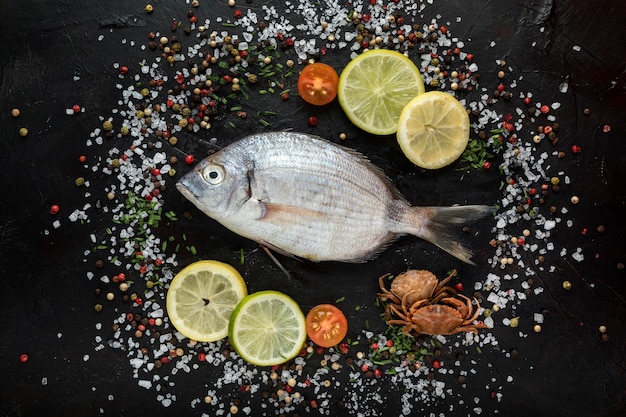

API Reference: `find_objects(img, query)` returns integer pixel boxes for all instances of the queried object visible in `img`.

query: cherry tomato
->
[305,304,348,348]
[297,63,338,106]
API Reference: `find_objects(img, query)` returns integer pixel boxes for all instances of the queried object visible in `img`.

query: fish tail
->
[400,204,494,265]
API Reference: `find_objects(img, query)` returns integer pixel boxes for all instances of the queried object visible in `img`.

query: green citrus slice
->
[166,260,248,342]
[338,49,425,135]
[396,91,470,169]
[228,290,306,367]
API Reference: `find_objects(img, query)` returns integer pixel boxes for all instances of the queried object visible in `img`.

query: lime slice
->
[338,49,425,135]
[396,91,470,169]
[166,260,248,342]
[228,290,306,367]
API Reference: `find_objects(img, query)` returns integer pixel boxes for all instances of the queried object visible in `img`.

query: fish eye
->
[202,164,225,185]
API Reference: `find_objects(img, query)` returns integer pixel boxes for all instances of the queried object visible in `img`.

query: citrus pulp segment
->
[228,290,307,367]
[338,49,425,135]
[166,260,248,342]
[396,91,470,169]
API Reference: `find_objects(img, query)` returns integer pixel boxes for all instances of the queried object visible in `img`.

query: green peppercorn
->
[111,158,120,168]
[430,58,440,66]
[18,127,28,137]
[120,126,129,135]
[168,168,177,176]
[94,303,103,312]
[247,74,258,84]
[74,177,85,187]
[169,136,178,146]
[102,120,113,131]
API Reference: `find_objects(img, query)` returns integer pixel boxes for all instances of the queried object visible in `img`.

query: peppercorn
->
[94,303,103,312]
[11,108,21,117]
[74,177,85,187]
[19,127,29,137]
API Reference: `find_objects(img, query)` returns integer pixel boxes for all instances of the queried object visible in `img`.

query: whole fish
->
[176,132,491,264]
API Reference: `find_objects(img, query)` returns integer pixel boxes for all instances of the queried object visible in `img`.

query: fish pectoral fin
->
[260,202,328,222]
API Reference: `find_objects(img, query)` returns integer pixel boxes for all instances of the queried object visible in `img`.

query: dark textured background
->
[1,0,625,416]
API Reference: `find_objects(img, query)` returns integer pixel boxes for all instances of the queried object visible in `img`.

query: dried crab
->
[377,269,489,336]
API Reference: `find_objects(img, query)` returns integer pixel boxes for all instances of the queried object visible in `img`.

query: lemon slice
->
[228,290,306,367]
[166,260,248,342]
[396,91,470,169]
[338,49,425,135]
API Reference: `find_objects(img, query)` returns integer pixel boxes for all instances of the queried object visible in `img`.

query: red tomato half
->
[305,304,348,348]
[297,63,339,106]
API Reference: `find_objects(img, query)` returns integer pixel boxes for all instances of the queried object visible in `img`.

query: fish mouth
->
[176,175,198,202]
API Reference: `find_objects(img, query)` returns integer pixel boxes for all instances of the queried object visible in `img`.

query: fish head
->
[176,152,250,219]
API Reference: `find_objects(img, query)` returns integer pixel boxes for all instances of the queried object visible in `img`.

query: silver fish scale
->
[219,132,400,261]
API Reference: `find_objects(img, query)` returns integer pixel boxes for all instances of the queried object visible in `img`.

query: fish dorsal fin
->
[314,136,409,204]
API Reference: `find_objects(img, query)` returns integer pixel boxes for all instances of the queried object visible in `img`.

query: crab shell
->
[390,269,438,305]
[399,304,474,335]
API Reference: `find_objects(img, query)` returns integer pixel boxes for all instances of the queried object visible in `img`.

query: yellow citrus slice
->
[166,260,247,342]
[228,290,306,367]
[338,49,425,135]
[396,91,470,169]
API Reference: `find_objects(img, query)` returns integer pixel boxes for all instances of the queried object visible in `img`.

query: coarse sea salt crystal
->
[572,249,584,262]
[544,220,556,230]
[138,380,152,389]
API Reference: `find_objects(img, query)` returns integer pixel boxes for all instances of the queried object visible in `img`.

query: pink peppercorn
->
[308,116,318,126]
[19,354,29,363]
[185,155,195,165]
[49,204,60,215]
[540,105,550,114]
